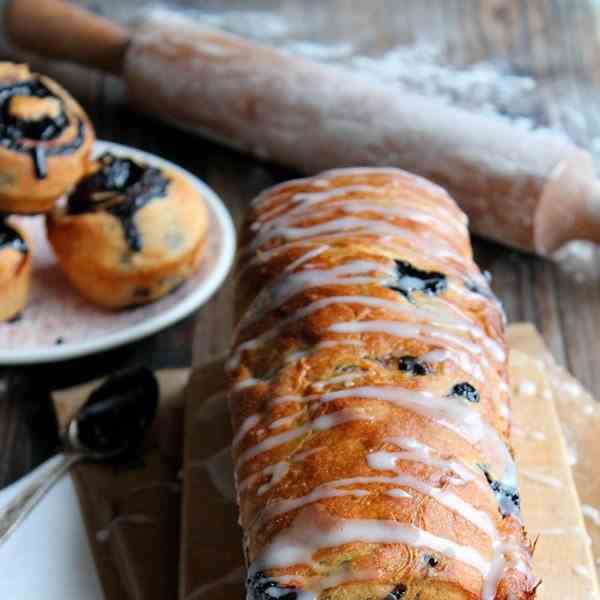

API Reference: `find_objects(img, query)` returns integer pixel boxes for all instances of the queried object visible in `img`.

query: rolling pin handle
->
[4,0,129,75]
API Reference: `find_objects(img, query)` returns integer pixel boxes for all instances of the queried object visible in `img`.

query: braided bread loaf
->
[228,168,538,600]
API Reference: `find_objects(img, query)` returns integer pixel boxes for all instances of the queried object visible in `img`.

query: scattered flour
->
[573,565,593,579]
[520,470,563,489]
[517,381,538,397]
[582,504,600,527]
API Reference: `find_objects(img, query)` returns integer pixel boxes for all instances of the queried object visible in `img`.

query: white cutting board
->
[0,456,103,599]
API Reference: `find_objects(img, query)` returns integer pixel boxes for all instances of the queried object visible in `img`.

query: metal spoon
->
[0,367,159,546]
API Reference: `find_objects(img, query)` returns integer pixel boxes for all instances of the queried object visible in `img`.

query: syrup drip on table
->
[67,153,170,252]
[0,79,85,180]
[0,219,27,254]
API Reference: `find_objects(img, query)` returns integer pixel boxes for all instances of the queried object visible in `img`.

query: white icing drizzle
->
[284,245,330,272]
[254,167,455,206]
[582,504,600,527]
[310,372,362,390]
[320,386,515,482]
[233,414,261,449]
[269,394,312,407]
[422,348,485,383]
[363,470,496,537]
[230,294,498,376]
[283,340,363,364]
[257,462,291,495]
[241,260,394,328]
[293,447,324,462]
[517,381,537,396]
[241,235,480,287]
[316,168,456,199]
[519,470,563,489]
[255,192,466,241]
[233,378,265,391]
[536,526,585,536]
[511,426,546,442]
[229,294,437,371]
[260,486,370,521]
[573,565,593,579]
[270,411,304,429]
[481,541,532,600]
[239,448,324,495]
[328,319,491,381]
[236,408,374,468]
[386,489,413,498]
[256,184,384,222]
[246,216,459,259]
[379,436,482,487]
[252,508,490,575]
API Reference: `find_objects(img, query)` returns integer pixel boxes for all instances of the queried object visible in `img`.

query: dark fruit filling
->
[388,259,447,299]
[67,152,170,252]
[384,583,408,599]
[0,79,85,180]
[0,220,27,254]
[449,382,479,403]
[398,355,429,376]
[482,467,521,518]
[423,554,439,568]
[247,570,298,600]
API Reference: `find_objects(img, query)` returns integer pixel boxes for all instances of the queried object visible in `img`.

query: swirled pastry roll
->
[228,168,538,600]
[0,62,95,214]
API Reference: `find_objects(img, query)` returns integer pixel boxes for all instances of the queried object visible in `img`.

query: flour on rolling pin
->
[119,6,600,255]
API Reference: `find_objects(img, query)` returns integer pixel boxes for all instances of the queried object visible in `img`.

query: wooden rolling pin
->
[5,0,600,255]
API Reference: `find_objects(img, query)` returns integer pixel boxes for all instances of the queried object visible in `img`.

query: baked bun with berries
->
[46,152,208,309]
[0,218,31,321]
[0,62,95,214]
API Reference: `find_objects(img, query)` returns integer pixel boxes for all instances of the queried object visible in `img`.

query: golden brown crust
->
[46,159,208,310]
[229,168,538,599]
[0,63,95,214]
[0,222,31,321]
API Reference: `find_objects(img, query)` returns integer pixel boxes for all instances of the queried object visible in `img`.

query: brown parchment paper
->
[180,323,600,600]
[53,369,189,600]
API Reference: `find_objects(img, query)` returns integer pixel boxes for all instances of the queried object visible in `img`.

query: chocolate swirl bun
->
[0,63,95,214]
[47,152,208,309]
[0,218,31,321]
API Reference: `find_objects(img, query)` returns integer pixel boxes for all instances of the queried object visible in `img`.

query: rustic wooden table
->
[1,0,600,489]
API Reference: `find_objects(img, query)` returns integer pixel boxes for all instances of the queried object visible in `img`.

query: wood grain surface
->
[2,0,600,488]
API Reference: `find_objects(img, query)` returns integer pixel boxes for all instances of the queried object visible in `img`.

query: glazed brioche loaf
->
[228,168,538,600]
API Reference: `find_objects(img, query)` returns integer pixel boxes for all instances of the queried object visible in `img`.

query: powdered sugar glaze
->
[229,168,537,599]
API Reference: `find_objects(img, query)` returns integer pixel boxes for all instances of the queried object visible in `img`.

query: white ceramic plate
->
[0,141,236,364]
